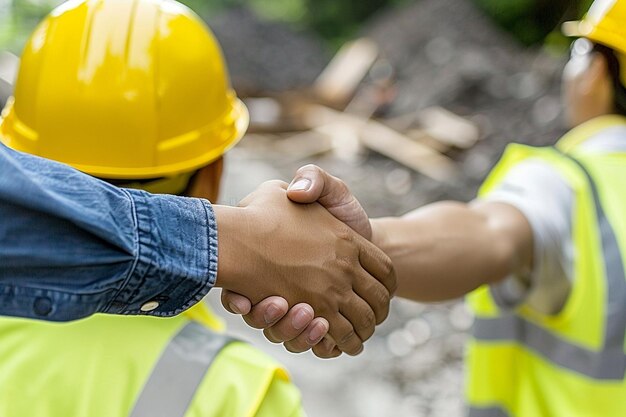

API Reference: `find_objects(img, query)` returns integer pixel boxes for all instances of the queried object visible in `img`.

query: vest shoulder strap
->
[129,322,234,417]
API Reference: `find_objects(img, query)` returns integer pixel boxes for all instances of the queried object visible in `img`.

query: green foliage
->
[472,0,583,45]
[0,0,227,53]
[2,0,591,54]
[0,0,405,54]
[303,0,401,45]
[0,0,63,53]
[247,0,307,23]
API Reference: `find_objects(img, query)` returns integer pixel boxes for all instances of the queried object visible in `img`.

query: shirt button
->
[140,301,160,312]
[34,297,53,317]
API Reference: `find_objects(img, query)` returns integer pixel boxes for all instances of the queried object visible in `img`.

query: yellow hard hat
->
[562,0,626,55]
[0,0,248,179]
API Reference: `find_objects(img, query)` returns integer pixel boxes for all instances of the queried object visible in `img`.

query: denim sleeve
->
[0,143,217,321]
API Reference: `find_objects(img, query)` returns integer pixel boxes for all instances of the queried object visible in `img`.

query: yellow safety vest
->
[0,302,305,417]
[466,115,626,417]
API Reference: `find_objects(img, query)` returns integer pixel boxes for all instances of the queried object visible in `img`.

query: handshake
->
[213,165,396,359]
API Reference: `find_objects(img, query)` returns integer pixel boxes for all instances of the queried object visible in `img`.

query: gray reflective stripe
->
[129,322,234,417]
[468,406,510,417]
[473,155,626,380]
[473,315,625,379]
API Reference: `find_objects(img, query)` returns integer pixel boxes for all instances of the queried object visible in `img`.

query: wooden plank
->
[306,105,458,182]
[416,107,480,149]
[407,129,451,153]
[243,96,311,133]
[312,38,379,108]
[272,130,334,161]
[358,120,458,182]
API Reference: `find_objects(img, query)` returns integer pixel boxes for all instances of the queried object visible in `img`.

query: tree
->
[472,0,592,45]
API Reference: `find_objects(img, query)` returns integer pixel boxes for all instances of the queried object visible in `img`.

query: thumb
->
[287,164,372,240]
[287,164,326,204]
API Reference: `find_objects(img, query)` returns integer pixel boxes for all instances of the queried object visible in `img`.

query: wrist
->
[370,218,388,251]
[213,205,251,291]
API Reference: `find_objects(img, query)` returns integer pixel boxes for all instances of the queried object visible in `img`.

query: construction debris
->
[239,36,480,182]
[415,107,481,150]
[364,0,567,174]
[207,6,487,182]
[312,38,380,108]
[305,105,459,182]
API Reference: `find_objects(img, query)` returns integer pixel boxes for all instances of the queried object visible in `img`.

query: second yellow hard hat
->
[563,0,626,56]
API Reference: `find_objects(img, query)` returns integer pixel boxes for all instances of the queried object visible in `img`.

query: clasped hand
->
[216,166,392,358]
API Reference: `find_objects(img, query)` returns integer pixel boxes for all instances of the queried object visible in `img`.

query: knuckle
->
[312,344,332,359]
[336,226,355,243]
[382,261,397,293]
[342,342,363,356]
[357,309,376,333]
[263,328,282,344]
[334,177,349,195]
[337,178,348,190]
[243,315,263,330]
[271,328,296,343]
[337,329,357,346]
[346,347,363,356]
[337,257,354,275]
[375,287,391,310]
[383,256,395,277]
[376,301,390,324]
[285,340,309,354]
[313,348,340,359]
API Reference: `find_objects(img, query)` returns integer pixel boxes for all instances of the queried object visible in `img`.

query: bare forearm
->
[371,201,533,302]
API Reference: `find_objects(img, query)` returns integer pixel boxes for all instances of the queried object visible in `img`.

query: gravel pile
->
[208,7,329,94]
[364,0,568,198]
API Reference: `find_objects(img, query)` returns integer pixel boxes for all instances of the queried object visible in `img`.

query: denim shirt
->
[0,142,218,321]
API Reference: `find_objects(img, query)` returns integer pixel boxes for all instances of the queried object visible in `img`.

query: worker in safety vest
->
[0,0,308,415]
[223,0,626,413]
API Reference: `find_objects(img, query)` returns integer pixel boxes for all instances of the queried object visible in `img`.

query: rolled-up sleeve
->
[480,158,574,315]
[0,143,217,321]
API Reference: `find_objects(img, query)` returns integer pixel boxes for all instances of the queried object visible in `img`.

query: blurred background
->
[0,0,597,415]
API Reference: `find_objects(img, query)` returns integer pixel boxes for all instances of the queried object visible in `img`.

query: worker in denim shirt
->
[0,0,395,358]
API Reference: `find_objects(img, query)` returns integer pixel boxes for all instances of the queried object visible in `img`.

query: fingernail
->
[264,304,281,325]
[307,322,327,345]
[288,178,311,192]
[292,309,311,330]
[228,302,242,315]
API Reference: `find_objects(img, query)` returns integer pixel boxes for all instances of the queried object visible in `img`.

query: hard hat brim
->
[84,97,250,179]
[0,96,250,180]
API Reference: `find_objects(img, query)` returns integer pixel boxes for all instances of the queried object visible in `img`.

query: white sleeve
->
[481,158,575,315]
